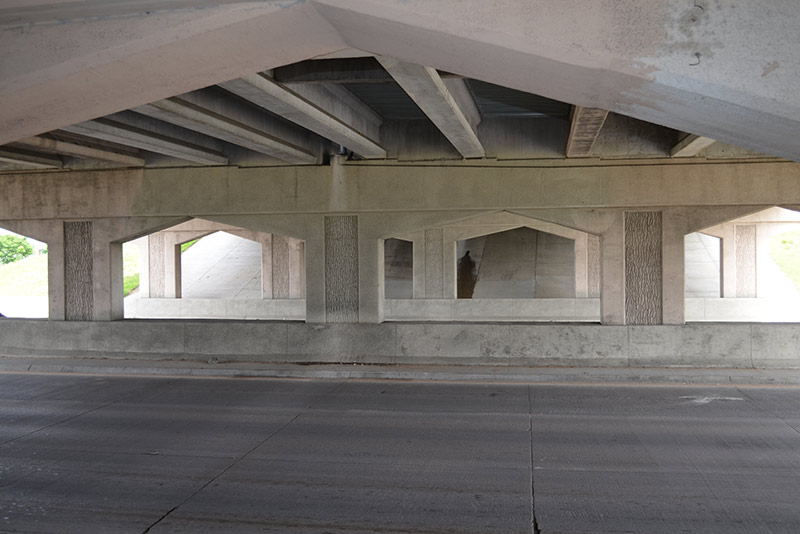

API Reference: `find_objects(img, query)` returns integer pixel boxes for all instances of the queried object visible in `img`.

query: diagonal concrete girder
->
[311,0,800,162]
[0,0,799,163]
[219,74,386,159]
[377,56,484,159]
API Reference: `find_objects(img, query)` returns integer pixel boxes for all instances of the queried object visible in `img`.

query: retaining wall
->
[1,320,799,369]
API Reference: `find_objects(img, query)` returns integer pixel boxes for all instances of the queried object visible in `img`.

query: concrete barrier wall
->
[125,298,305,320]
[1,319,799,369]
[385,298,600,322]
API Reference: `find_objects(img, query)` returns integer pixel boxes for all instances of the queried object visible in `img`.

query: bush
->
[0,235,34,264]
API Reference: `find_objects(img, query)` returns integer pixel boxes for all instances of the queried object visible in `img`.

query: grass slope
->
[770,230,800,291]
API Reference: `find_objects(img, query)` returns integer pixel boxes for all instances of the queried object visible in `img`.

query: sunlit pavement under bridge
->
[1,373,800,533]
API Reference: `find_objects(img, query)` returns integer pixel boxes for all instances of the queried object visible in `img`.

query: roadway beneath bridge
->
[1,374,799,533]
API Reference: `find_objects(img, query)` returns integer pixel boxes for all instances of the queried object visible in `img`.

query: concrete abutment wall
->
[1,319,798,369]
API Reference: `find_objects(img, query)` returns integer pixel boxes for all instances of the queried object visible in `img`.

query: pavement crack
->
[140,380,346,534]
[527,386,542,534]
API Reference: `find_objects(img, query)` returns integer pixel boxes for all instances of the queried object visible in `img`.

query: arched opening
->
[456,227,575,299]
[123,219,305,320]
[384,238,413,299]
[0,228,48,318]
[382,213,600,322]
[685,207,800,322]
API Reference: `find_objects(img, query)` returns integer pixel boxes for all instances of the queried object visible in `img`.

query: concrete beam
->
[272,57,462,84]
[62,118,228,165]
[671,134,717,158]
[219,73,386,159]
[565,106,609,158]
[0,147,62,169]
[4,161,800,222]
[0,2,345,145]
[135,92,317,164]
[12,136,145,167]
[377,56,484,159]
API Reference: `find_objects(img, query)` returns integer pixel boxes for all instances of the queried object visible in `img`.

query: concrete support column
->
[424,228,445,298]
[720,226,736,297]
[135,237,150,298]
[63,220,126,321]
[623,211,663,325]
[358,231,384,323]
[662,211,686,325]
[148,233,181,298]
[259,233,273,298]
[305,215,360,323]
[324,215,359,322]
[600,213,625,325]
[304,218,326,323]
[64,221,94,321]
[271,234,305,299]
[574,233,589,298]
[409,231,426,299]
[587,234,601,298]
[735,224,757,297]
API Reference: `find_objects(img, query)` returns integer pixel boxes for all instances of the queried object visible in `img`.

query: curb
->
[3,356,800,386]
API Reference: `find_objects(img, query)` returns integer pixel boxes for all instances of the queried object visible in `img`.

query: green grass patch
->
[122,243,140,296]
[181,239,198,253]
[770,229,800,291]
[123,273,140,297]
[0,254,48,296]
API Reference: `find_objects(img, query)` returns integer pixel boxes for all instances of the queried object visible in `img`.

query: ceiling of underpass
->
[0,1,795,172]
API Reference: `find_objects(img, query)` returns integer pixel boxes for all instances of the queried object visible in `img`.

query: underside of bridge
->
[1,1,799,367]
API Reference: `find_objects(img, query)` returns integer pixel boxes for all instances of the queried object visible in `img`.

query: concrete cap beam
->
[377,56,485,159]
[220,74,386,159]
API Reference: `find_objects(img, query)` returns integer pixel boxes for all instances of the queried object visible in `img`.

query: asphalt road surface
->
[1,373,799,533]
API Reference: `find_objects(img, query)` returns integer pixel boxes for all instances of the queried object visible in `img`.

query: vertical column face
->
[272,235,291,299]
[272,236,305,299]
[148,233,166,298]
[624,211,662,325]
[64,221,93,321]
[587,234,601,298]
[424,228,444,298]
[735,224,757,297]
[325,215,359,323]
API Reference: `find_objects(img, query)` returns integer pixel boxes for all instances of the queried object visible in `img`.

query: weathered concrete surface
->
[3,162,800,221]
[2,319,799,369]
[2,374,800,533]
[4,2,800,162]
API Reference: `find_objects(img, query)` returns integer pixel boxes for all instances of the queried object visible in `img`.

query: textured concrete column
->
[64,221,94,321]
[735,224,757,297]
[324,215,359,323]
[624,211,663,325]
[600,213,625,325]
[359,232,384,323]
[662,211,686,325]
[574,233,589,298]
[260,234,274,298]
[424,228,445,298]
